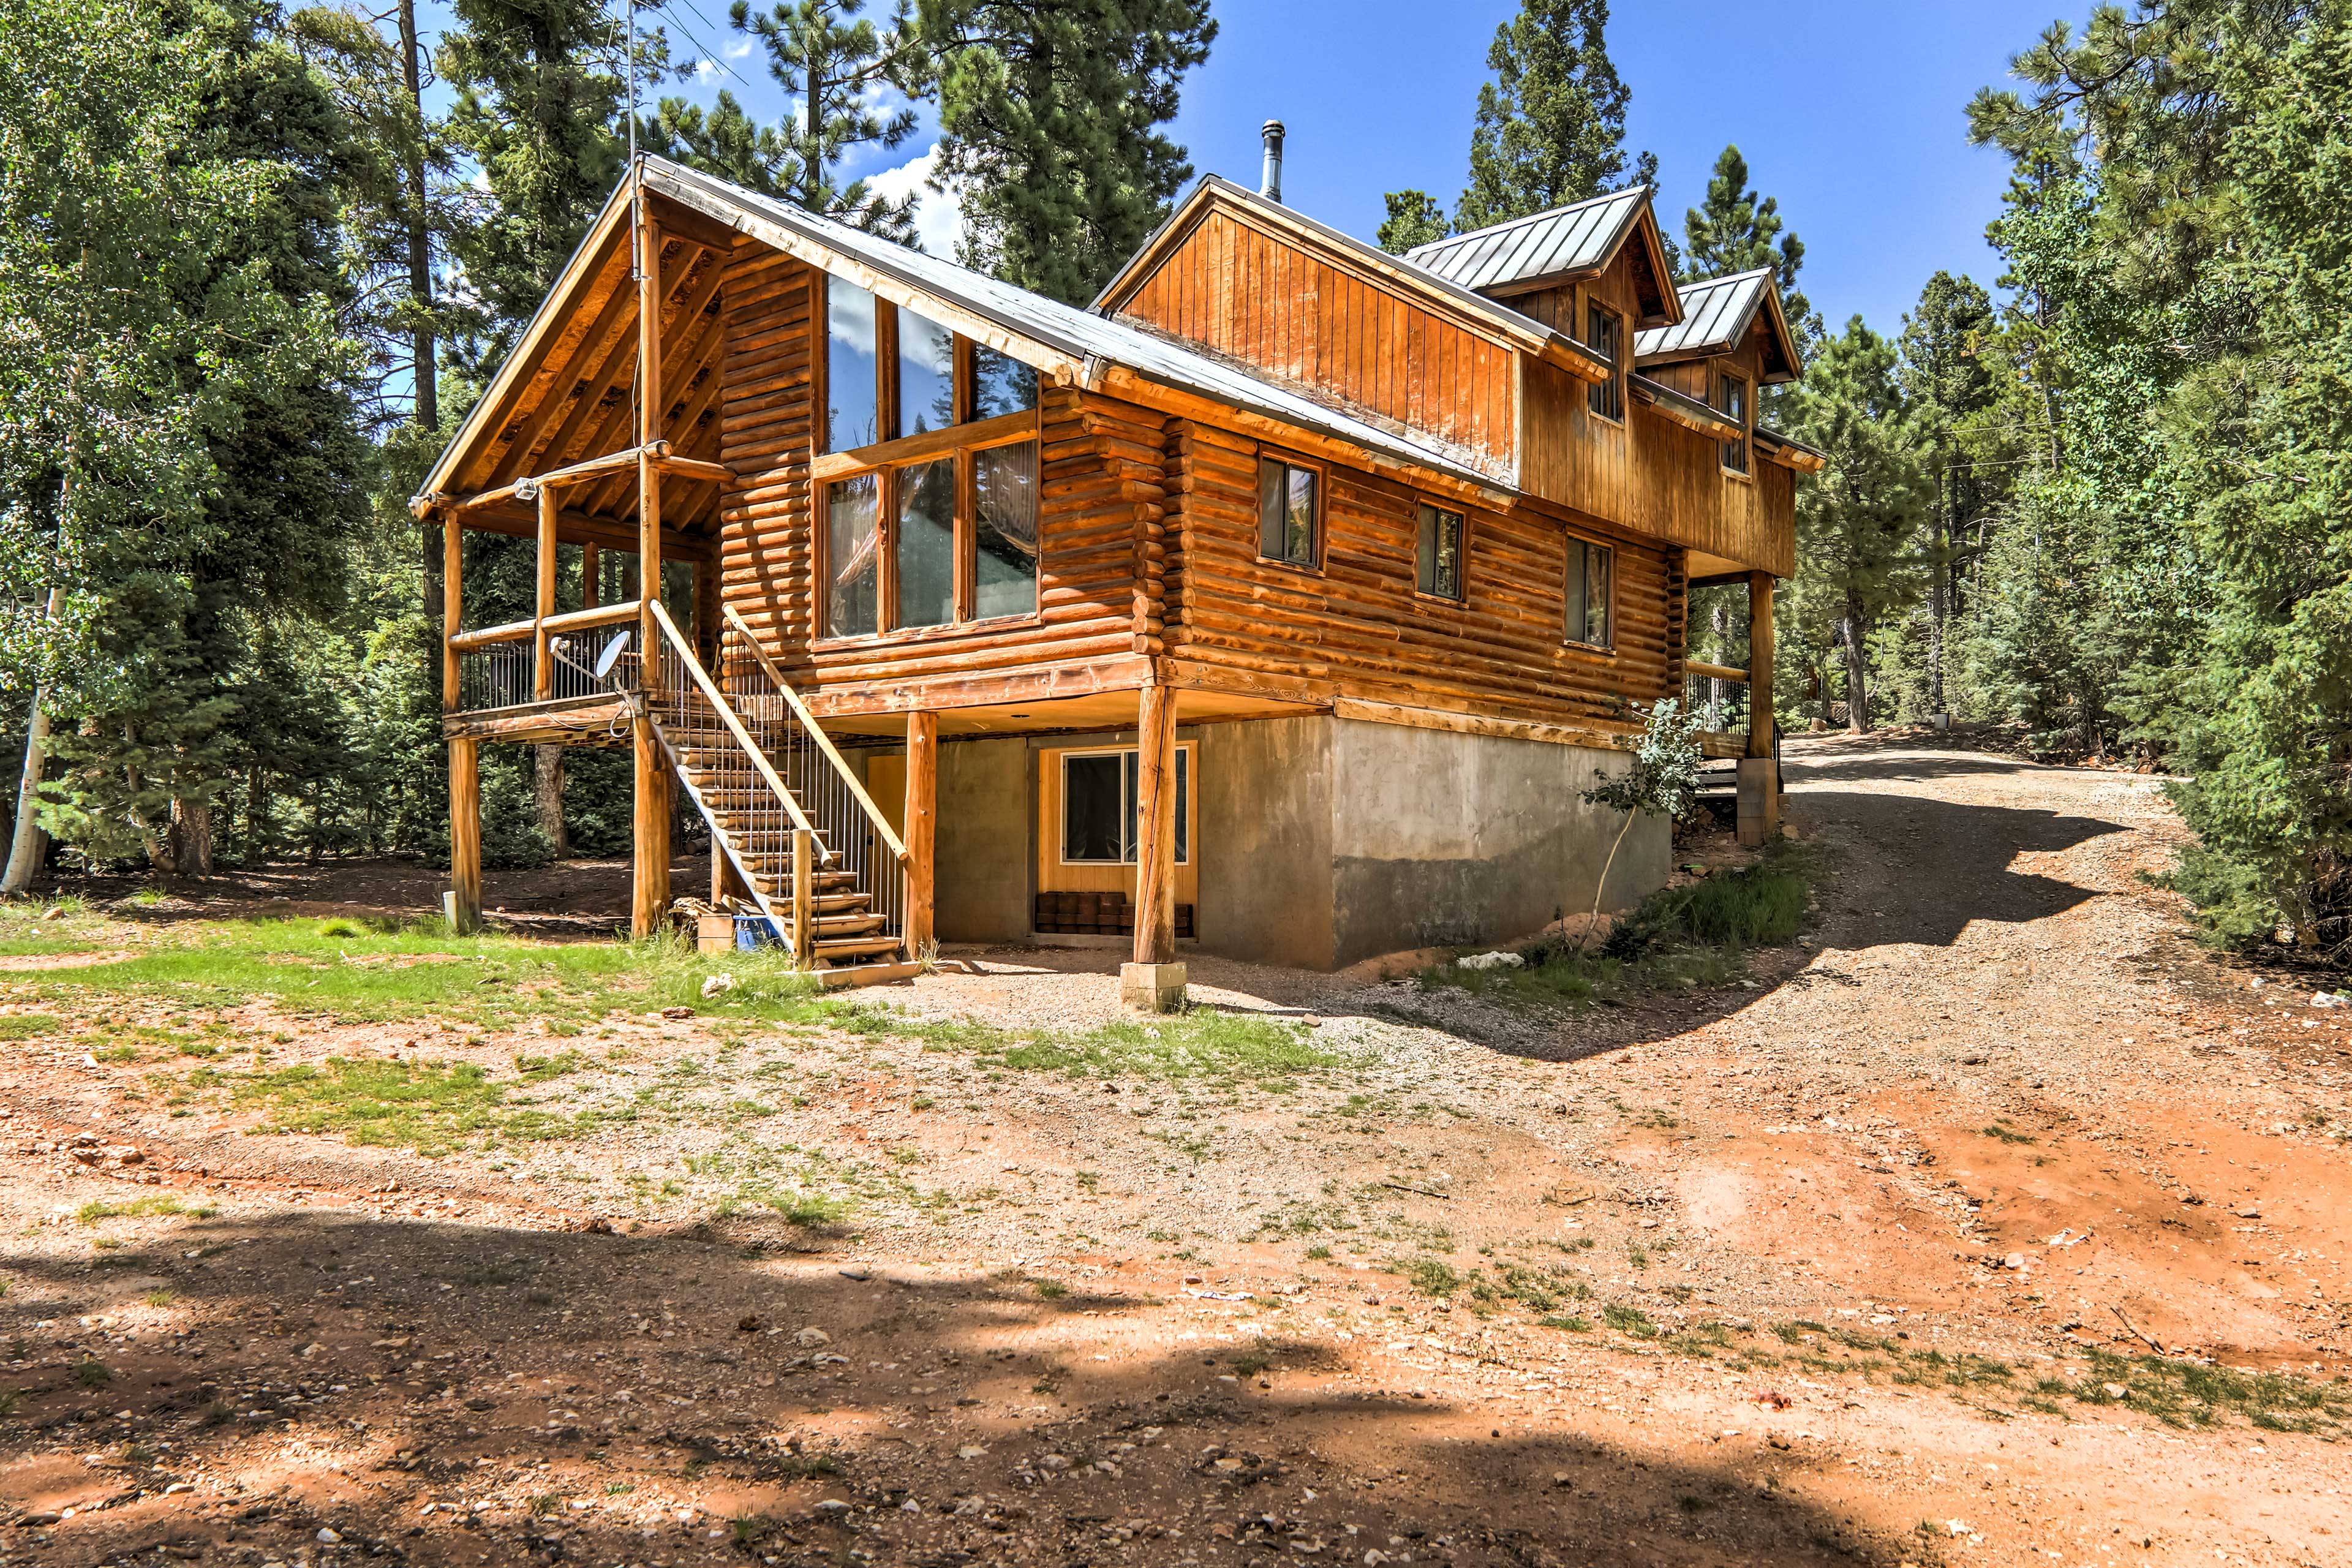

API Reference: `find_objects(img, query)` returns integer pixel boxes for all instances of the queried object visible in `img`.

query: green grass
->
[1399,1257,1461,1297]
[188,1055,605,1158]
[981,1011,1347,1084]
[1616,840,1812,950]
[0,1014,61,1040]
[2073,1348,2352,1434]
[77,1196,216,1226]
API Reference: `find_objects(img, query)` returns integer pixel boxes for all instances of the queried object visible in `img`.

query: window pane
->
[973,345,1038,420]
[1286,467,1317,564]
[1122,752,1140,865]
[1063,754,1125,862]
[895,458,956,628]
[1719,375,1748,471]
[1585,543,1613,646]
[1586,304,1622,420]
[1571,533,1589,644]
[973,440,1039,619]
[825,473,880,636]
[897,309,956,439]
[825,278,880,453]
[1418,502,1463,600]
[1174,747,1189,865]
[1257,459,1287,558]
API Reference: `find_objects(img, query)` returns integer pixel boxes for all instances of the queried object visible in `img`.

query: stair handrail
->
[720,604,908,865]
[644,600,821,845]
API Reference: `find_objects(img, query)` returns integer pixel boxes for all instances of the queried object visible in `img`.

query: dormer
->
[1404,186,1678,330]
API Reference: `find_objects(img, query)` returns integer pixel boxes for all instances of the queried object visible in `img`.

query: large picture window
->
[826,281,881,453]
[1060,746,1191,865]
[1585,300,1624,422]
[897,308,956,439]
[894,458,956,628]
[1564,535,1613,649]
[824,277,1042,455]
[973,440,1040,620]
[825,473,881,638]
[820,437,1041,639]
[1257,456,1320,568]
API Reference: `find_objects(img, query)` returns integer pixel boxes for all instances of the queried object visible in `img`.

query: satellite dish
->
[594,628,633,682]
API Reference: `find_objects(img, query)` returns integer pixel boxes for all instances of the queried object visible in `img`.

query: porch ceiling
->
[816,687,1322,742]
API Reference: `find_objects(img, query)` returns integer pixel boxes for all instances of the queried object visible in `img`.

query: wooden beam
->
[790,829,815,969]
[639,200,664,696]
[631,712,670,938]
[448,736,481,932]
[1132,683,1178,967]
[647,189,741,254]
[1686,660,1750,685]
[440,511,461,710]
[807,407,1043,486]
[903,710,937,957]
[534,485,557,700]
[485,270,641,490]
[454,500,714,564]
[1747,571,1776,760]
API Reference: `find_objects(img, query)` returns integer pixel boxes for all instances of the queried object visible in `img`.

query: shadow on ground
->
[0,1211,1906,1567]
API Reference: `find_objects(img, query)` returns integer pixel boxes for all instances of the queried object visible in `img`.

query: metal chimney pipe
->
[1260,119,1286,204]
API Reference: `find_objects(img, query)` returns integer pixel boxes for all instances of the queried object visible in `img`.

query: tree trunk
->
[1842,601,1872,734]
[1927,464,1949,715]
[397,0,436,434]
[535,744,568,856]
[1707,600,1728,729]
[2,589,62,895]
[168,799,213,878]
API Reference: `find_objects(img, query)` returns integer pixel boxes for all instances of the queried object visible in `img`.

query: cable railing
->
[714,605,909,958]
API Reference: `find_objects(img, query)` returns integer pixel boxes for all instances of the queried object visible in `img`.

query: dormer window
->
[1585,301,1624,423]
[1716,370,1750,475]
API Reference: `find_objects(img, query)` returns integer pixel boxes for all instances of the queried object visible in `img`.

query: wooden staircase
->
[637,601,912,978]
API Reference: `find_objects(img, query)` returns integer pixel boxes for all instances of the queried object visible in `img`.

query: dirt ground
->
[2,733,2349,1568]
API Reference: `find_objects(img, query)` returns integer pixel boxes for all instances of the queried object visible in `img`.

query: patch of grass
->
[986,1011,1347,1084]
[189,1055,607,1158]
[75,1359,111,1388]
[2076,1349,2352,1434]
[1619,841,1812,950]
[1540,1314,1593,1332]
[1602,1303,1658,1338]
[1032,1278,1068,1300]
[1399,1257,1461,1298]
[77,1196,215,1226]
[1981,1120,2037,1145]
[0,1014,61,1040]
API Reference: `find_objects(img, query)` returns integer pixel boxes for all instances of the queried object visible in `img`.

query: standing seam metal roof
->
[1634,268,1773,360]
[644,159,1509,491]
[1403,186,1649,293]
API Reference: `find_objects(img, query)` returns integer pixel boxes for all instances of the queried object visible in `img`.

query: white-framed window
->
[1060,745,1193,865]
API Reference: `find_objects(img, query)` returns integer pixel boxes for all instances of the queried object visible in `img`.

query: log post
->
[448,735,481,933]
[636,199,663,698]
[533,484,557,699]
[631,712,671,938]
[904,710,937,959]
[440,510,461,710]
[1121,682,1185,1011]
[581,540,600,610]
[1738,570,1780,847]
[790,828,814,968]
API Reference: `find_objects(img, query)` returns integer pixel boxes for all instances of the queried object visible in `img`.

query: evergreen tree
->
[1454,0,1651,230]
[731,0,924,238]
[1681,144,1816,346]
[918,0,1215,303]
[644,88,796,197]
[1897,270,2002,714]
[1376,189,1450,255]
[1781,318,1931,733]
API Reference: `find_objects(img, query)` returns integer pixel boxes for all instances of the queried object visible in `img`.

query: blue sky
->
[445,0,2086,337]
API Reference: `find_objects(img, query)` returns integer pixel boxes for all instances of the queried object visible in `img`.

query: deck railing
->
[714,605,910,956]
[448,601,642,714]
[1684,659,1753,741]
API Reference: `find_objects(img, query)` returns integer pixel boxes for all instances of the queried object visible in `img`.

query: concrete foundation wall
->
[1196,717,1338,970]
[1325,717,1667,968]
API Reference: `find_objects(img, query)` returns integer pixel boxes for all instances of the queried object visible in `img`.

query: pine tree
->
[1781,318,1931,733]
[1376,189,1450,256]
[1897,271,2001,714]
[731,0,925,238]
[1454,0,1648,230]
[1681,145,1815,346]
[918,0,1215,303]
[644,88,796,197]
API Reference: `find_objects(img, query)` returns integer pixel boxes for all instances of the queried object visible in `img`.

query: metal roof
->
[644,159,1509,490]
[1634,268,1774,360]
[1404,186,1650,293]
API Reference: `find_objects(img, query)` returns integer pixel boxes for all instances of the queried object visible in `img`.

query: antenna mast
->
[627,0,641,282]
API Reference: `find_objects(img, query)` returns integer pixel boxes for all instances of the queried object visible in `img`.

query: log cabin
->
[412,136,1820,1002]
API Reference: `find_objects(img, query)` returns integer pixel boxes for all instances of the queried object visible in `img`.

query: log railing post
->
[636,195,664,700]
[533,484,557,700]
[904,710,937,959]
[631,710,671,938]
[1121,682,1185,1011]
[790,827,814,968]
[448,735,481,932]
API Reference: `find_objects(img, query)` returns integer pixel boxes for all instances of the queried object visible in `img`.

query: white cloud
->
[725,37,755,59]
[867,142,964,258]
[692,58,717,81]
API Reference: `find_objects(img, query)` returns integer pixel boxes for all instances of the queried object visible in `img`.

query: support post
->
[581,540,600,610]
[636,200,663,698]
[904,710,937,959]
[1738,570,1780,847]
[631,712,671,938]
[790,828,814,968]
[1121,682,1185,1011]
[533,484,557,699]
[440,510,461,710]
[448,736,481,933]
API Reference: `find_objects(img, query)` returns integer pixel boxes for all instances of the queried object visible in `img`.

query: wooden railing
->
[1684,658,1753,739]
[716,605,909,951]
[449,600,641,713]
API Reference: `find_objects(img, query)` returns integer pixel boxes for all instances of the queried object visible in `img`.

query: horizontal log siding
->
[1170,421,1673,739]
[1117,207,1516,478]
[715,246,1148,693]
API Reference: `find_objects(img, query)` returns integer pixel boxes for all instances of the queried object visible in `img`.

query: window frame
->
[1583,294,1626,425]
[813,410,1044,645]
[1562,530,1617,653]
[1413,497,1469,604]
[818,274,1031,459]
[1056,743,1195,867]
[1716,367,1752,479]
[1253,450,1326,574]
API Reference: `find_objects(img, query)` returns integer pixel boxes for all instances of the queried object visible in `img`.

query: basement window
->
[1257,456,1320,569]
[1060,747,1192,865]
[1564,535,1613,650]
[1416,500,1466,601]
